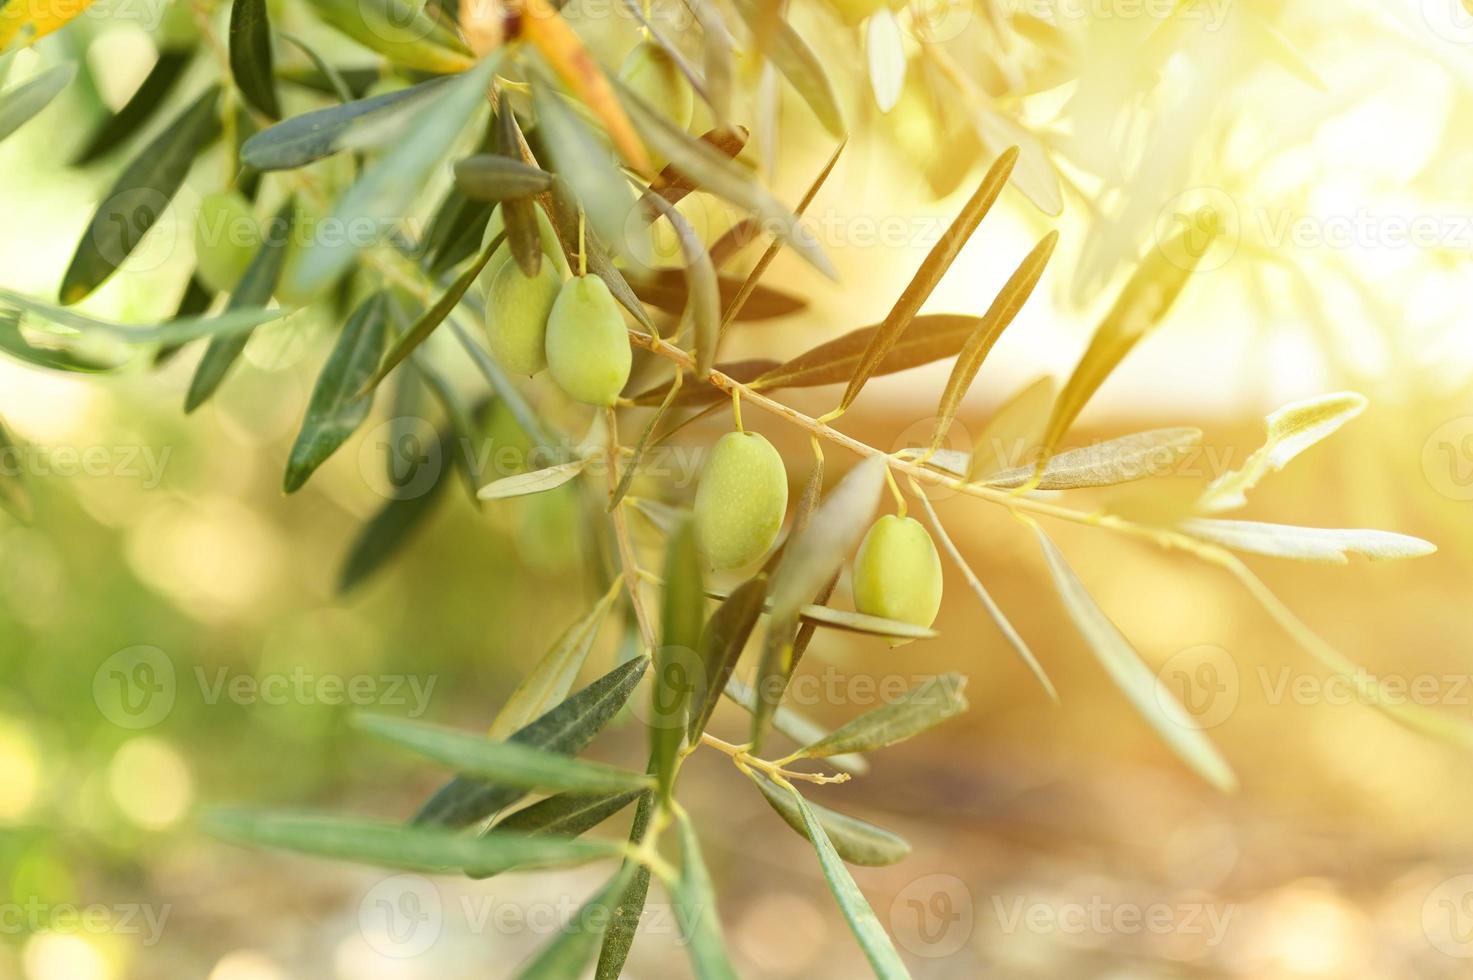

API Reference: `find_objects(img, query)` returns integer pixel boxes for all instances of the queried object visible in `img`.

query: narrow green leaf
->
[283,56,496,300]
[640,191,719,377]
[731,0,844,136]
[515,862,640,979]
[0,62,75,144]
[302,0,475,74]
[839,147,1017,412]
[185,200,294,412]
[633,269,805,324]
[747,771,909,866]
[0,311,123,373]
[487,584,623,739]
[277,31,353,104]
[72,49,191,165]
[615,77,836,279]
[595,788,655,979]
[672,810,739,980]
[722,678,868,775]
[241,76,453,171]
[653,523,705,798]
[478,458,589,500]
[1180,518,1437,564]
[1197,392,1366,513]
[797,673,968,758]
[609,378,683,510]
[229,0,279,118]
[494,789,643,838]
[283,292,389,493]
[1034,526,1237,792]
[640,126,748,215]
[928,230,1056,452]
[752,314,986,392]
[980,427,1202,490]
[356,714,653,793]
[204,809,620,873]
[688,574,766,742]
[61,85,222,304]
[454,154,553,201]
[790,791,911,978]
[0,288,281,346]
[1038,221,1217,462]
[413,656,650,827]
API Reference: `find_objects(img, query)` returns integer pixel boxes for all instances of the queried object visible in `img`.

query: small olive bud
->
[618,41,694,131]
[484,259,562,375]
[194,191,260,294]
[851,514,943,645]
[693,431,789,569]
[544,274,631,406]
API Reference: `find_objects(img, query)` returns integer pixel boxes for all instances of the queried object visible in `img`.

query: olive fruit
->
[618,41,694,130]
[479,204,568,293]
[693,432,789,569]
[484,259,561,376]
[193,191,260,293]
[544,274,631,406]
[851,515,943,644]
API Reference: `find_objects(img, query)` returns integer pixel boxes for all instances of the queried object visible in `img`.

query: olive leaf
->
[0,62,74,144]
[204,809,620,874]
[865,8,905,113]
[969,374,1056,480]
[0,311,125,372]
[731,0,844,137]
[1196,392,1366,513]
[640,191,719,377]
[795,673,969,758]
[609,380,682,509]
[282,56,497,301]
[747,771,910,866]
[1179,518,1436,564]
[1037,222,1216,463]
[653,522,705,798]
[72,49,191,165]
[687,574,766,742]
[277,31,354,104]
[514,862,640,979]
[632,271,804,323]
[614,77,836,279]
[61,85,222,304]
[838,146,1018,412]
[790,791,912,979]
[753,455,887,749]
[752,314,983,393]
[595,788,655,979]
[283,292,389,493]
[0,288,284,346]
[1034,525,1237,793]
[302,0,474,74]
[493,789,643,838]
[413,655,650,828]
[928,230,1057,452]
[980,427,1203,490]
[699,583,937,641]
[486,584,623,739]
[185,200,295,412]
[671,810,739,980]
[0,415,32,522]
[228,0,279,118]
[241,76,453,171]
[723,677,868,775]
[641,126,749,215]
[913,493,1056,701]
[478,458,589,500]
[973,107,1063,216]
[355,714,653,794]
[616,0,710,107]
[453,155,554,201]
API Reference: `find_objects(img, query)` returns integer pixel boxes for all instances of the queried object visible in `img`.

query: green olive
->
[193,191,260,294]
[851,515,943,645]
[618,41,694,131]
[544,274,631,406]
[484,259,561,376]
[479,204,568,293]
[693,431,789,570]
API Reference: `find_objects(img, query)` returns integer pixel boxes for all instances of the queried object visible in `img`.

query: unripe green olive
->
[485,258,561,376]
[618,41,694,131]
[544,274,631,406]
[693,431,789,569]
[852,515,943,644]
[194,191,260,294]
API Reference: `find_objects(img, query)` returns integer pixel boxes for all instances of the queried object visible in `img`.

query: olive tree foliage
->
[0,0,1462,974]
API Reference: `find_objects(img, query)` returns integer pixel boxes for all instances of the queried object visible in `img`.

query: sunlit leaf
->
[0,62,74,144]
[753,314,984,393]
[0,288,282,346]
[974,108,1062,216]
[641,127,749,214]
[478,458,589,500]
[865,9,905,113]
[1180,518,1436,564]
[1034,526,1237,792]
[640,192,719,377]
[731,0,844,136]
[747,771,910,866]
[982,427,1202,490]
[1197,392,1366,513]
[671,810,738,980]
[302,0,474,74]
[241,77,453,171]
[229,0,279,118]
[838,147,1018,412]
[632,271,804,323]
[72,49,191,165]
[969,375,1056,480]
[796,673,968,758]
